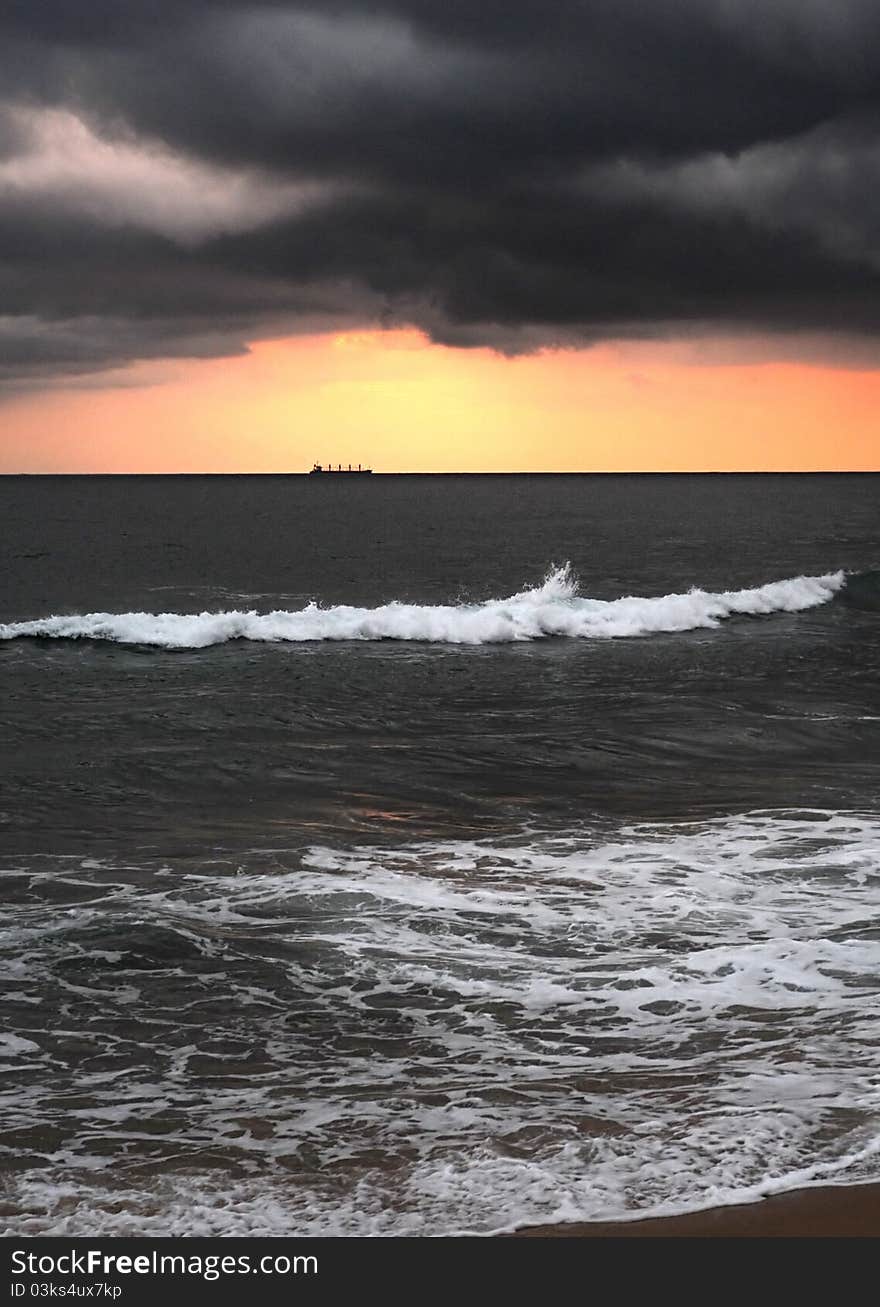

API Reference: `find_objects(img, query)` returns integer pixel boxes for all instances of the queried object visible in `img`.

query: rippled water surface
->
[2,474,879,1233]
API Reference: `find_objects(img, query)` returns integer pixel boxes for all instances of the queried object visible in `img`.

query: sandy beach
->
[509,1182,880,1237]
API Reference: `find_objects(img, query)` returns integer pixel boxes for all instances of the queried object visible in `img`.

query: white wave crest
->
[0,565,846,648]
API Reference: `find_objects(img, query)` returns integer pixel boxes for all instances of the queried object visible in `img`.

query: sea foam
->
[0,565,846,648]
[4,810,880,1235]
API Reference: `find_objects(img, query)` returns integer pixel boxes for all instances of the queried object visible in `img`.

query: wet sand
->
[508,1182,880,1237]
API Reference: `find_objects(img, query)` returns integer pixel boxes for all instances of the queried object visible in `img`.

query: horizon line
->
[1,469,878,478]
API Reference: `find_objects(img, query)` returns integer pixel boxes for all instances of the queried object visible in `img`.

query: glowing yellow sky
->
[2,329,878,472]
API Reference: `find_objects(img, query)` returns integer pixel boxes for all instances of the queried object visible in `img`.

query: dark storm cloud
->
[2,1,880,382]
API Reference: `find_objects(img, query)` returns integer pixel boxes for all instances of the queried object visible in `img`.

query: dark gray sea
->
[1,473,879,1234]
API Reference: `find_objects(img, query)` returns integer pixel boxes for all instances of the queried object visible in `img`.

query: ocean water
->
[1,472,879,1236]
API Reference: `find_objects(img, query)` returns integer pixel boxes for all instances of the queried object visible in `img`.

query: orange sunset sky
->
[4,5,880,475]
[2,328,878,474]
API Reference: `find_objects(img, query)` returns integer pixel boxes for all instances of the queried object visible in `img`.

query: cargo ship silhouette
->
[309,462,373,475]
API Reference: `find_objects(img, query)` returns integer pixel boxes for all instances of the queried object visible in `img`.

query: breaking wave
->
[0,565,849,649]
